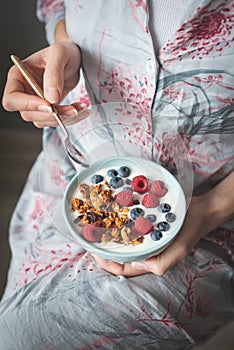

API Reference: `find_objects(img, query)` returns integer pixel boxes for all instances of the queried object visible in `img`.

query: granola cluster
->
[71,182,144,245]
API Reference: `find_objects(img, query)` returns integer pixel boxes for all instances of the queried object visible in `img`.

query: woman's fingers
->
[63,103,90,125]
[93,255,149,277]
[131,237,189,276]
[2,65,46,112]
[20,103,89,127]
[3,91,46,113]
[43,45,66,104]
[43,43,81,104]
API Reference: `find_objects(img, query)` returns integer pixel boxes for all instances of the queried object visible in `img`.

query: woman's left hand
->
[93,196,210,276]
[93,169,234,276]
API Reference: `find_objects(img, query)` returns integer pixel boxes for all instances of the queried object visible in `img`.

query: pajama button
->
[146,58,154,73]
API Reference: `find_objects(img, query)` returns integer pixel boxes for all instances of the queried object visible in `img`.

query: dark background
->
[0,2,47,298]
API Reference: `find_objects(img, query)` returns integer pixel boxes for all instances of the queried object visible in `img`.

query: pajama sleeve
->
[36,0,65,44]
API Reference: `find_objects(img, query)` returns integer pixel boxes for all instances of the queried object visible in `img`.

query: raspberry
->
[133,216,153,235]
[150,180,168,197]
[131,175,149,194]
[81,224,102,242]
[142,193,159,208]
[115,190,134,207]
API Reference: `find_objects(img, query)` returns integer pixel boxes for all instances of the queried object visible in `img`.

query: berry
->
[118,166,131,178]
[91,174,104,184]
[158,203,171,213]
[150,180,168,197]
[81,224,102,242]
[133,216,153,235]
[142,193,159,208]
[146,214,157,223]
[125,218,134,228]
[131,175,149,194]
[130,207,145,220]
[125,178,132,185]
[107,169,118,177]
[150,229,163,241]
[86,211,100,223]
[74,215,84,224]
[110,177,124,189]
[133,199,140,205]
[165,212,176,223]
[115,190,134,207]
[157,221,170,231]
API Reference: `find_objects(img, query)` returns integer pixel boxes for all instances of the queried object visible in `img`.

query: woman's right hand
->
[2,42,83,128]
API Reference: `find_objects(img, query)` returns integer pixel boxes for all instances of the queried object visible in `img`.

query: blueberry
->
[150,229,163,241]
[158,203,171,213]
[130,207,145,220]
[125,178,132,185]
[157,221,170,231]
[165,212,176,223]
[146,214,157,223]
[107,169,118,177]
[133,199,140,205]
[91,174,104,184]
[118,166,131,178]
[125,218,134,228]
[109,177,124,189]
[86,212,99,223]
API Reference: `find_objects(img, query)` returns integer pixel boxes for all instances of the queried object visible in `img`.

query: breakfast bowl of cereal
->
[63,155,187,263]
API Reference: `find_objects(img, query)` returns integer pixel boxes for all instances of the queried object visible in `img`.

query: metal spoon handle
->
[11,55,44,99]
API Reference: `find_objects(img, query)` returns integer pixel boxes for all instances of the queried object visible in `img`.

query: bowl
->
[63,155,186,264]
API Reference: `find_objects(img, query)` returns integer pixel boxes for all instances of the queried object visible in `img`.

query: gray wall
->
[0,1,47,129]
[0,2,48,297]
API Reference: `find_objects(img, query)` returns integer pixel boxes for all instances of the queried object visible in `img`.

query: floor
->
[0,115,233,349]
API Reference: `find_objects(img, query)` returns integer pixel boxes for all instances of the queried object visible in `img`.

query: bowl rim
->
[63,155,186,261]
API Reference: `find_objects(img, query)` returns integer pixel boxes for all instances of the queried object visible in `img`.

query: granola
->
[71,181,143,245]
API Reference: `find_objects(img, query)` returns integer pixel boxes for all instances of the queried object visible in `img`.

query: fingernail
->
[45,87,60,104]
[131,261,147,270]
[79,103,88,109]
[63,108,79,118]
[72,102,89,111]
[38,105,53,113]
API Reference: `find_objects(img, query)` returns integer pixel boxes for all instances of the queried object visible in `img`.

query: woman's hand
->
[2,42,83,128]
[93,171,234,277]
[93,196,210,277]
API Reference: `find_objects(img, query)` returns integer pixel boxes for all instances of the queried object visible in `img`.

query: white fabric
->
[148,0,192,52]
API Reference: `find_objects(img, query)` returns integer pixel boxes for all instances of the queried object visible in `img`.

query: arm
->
[94,170,234,276]
[36,0,65,44]
[37,0,72,44]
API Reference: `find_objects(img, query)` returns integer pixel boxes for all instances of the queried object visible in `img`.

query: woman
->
[1,1,233,349]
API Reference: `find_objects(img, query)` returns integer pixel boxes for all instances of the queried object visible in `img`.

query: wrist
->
[54,18,73,44]
[200,178,234,231]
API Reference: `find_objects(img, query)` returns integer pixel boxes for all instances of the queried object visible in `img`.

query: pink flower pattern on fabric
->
[37,0,65,22]
[161,1,234,62]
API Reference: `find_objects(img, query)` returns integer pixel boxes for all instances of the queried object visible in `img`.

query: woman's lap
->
[0,140,233,350]
[0,238,233,349]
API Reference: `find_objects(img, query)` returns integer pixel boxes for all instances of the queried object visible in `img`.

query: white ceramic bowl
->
[63,156,186,263]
